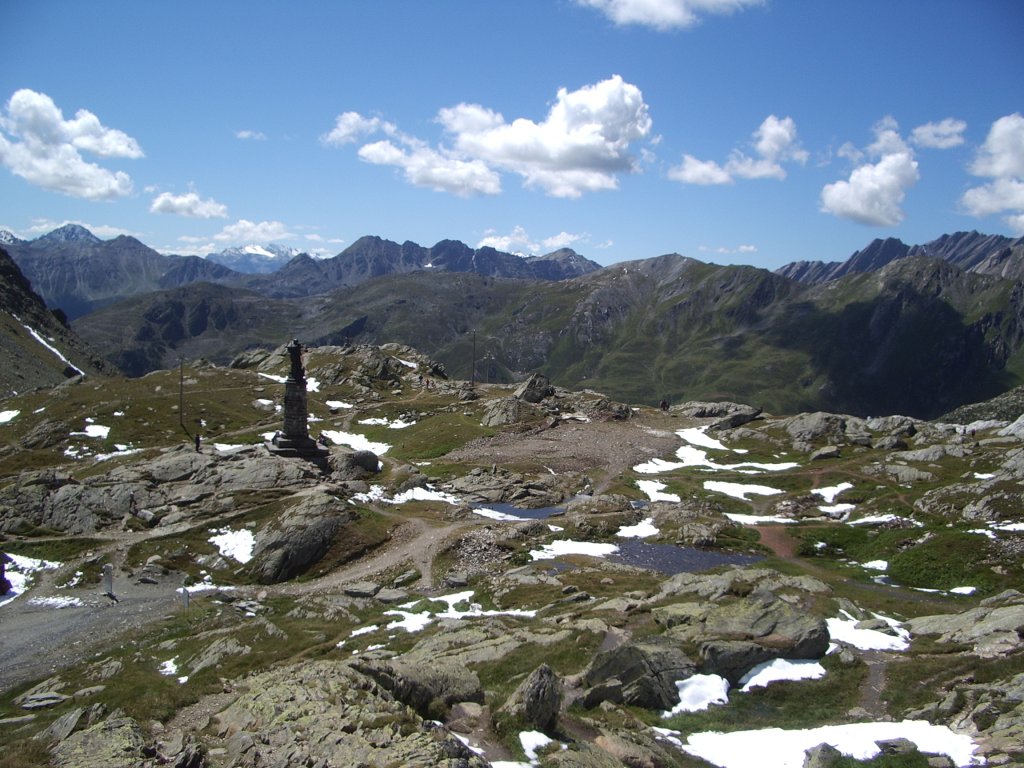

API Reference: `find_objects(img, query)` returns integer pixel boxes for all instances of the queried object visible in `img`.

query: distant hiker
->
[660,399,669,412]
[128,491,138,515]
[194,433,201,452]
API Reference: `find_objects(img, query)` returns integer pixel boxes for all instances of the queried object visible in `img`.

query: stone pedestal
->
[267,339,328,458]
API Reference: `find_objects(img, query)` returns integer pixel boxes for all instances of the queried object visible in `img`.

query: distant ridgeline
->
[5,225,1024,419]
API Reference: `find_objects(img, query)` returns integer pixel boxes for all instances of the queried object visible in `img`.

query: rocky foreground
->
[0,343,1023,768]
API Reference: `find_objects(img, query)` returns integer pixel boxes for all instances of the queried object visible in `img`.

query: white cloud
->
[542,231,586,250]
[213,219,292,243]
[0,88,142,199]
[150,191,228,218]
[576,0,763,30]
[321,112,397,146]
[669,115,806,185]
[820,117,920,227]
[235,129,266,141]
[960,113,1024,234]
[668,154,732,185]
[477,225,537,254]
[910,118,966,149]
[328,75,653,199]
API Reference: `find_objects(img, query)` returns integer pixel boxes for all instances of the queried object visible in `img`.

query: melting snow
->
[678,720,982,768]
[1,553,61,608]
[20,320,84,375]
[529,540,620,560]
[827,610,909,651]
[616,517,659,538]
[704,481,783,501]
[359,416,415,429]
[208,527,255,564]
[319,430,390,454]
[724,513,798,524]
[71,424,110,439]
[474,507,528,522]
[739,659,826,691]
[0,410,19,424]
[862,560,888,571]
[325,400,354,409]
[636,479,681,502]
[663,674,730,715]
[812,482,853,503]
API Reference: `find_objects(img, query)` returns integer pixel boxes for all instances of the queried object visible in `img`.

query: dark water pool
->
[475,502,565,520]
[610,539,761,575]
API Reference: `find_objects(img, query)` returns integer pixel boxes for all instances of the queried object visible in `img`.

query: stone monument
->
[268,339,328,458]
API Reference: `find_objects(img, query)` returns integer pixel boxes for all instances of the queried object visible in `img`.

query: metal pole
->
[471,331,477,386]
[179,358,184,429]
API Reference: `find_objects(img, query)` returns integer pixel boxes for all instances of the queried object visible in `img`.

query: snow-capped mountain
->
[205,243,302,274]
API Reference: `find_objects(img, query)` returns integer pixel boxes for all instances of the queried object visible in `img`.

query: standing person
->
[194,433,201,452]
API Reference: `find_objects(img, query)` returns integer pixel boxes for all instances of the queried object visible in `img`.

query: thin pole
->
[179,358,184,429]
[471,331,477,386]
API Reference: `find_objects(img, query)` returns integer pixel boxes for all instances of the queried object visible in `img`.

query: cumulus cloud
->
[910,118,966,149]
[213,219,292,243]
[326,75,653,199]
[960,113,1024,234]
[576,0,763,30]
[476,226,587,255]
[150,191,228,218]
[478,225,538,254]
[321,112,397,145]
[669,115,806,185]
[542,231,586,250]
[820,117,919,227]
[235,129,266,141]
[0,88,142,199]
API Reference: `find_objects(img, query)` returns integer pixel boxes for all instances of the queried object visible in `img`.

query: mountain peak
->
[36,224,101,245]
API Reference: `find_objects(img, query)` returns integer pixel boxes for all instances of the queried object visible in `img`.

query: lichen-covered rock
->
[51,714,146,768]
[213,660,488,767]
[351,658,483,718]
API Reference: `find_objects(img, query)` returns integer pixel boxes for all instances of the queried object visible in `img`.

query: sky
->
[0,0,1022,269]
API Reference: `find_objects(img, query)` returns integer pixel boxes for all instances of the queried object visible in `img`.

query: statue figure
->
[286,338,305,382]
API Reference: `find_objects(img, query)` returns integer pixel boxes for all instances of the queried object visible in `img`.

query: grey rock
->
[803,742,843,768]
[374,588,410,604]
[784,412,848,443]
[481,397,523,427]
[498,663,561,731]
[51,715,146,768]
[875,737,918,754]
[215,660,488,766]
[583,639,696,710]
[344,581,382,598]
[514,373,555,403]
[709,405,762,431]
[248,491,356,583]
[810,445,841,460]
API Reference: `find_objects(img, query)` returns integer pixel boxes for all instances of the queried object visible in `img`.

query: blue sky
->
[1,0,1022,269]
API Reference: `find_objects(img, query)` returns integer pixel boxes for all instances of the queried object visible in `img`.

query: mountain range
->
[3,225,1024,419]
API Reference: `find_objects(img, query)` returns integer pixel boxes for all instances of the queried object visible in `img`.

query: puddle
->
[475,502,565,520]
[611,540,761,574]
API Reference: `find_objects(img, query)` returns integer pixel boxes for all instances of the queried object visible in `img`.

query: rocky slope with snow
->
[0,343,1022,767]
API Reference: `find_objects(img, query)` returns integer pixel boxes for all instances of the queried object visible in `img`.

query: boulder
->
[583,639,696,710]
[247,491,356,583]
[709,405,762,431]
[481,397,522,427]
[51,715,147,768]
[498,663,561,731]
[803,742,843,768]
[514,373,555,403]
[351,659,483,718]
[215,660,488,766]
[810,445,841,461]
[784,412,847,443]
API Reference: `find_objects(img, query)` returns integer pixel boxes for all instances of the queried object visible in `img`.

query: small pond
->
[610,540,761,575]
